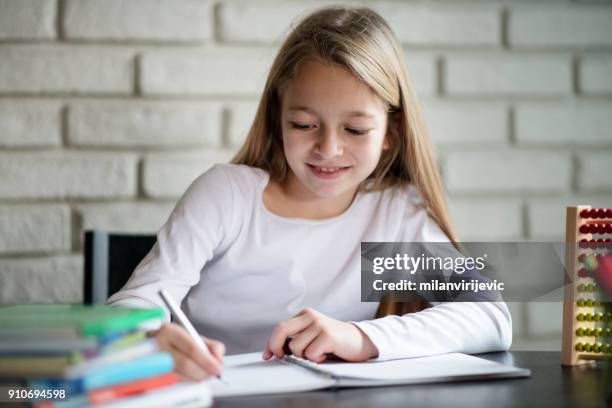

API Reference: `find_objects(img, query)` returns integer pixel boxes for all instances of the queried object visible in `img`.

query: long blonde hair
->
[232,6,457,317]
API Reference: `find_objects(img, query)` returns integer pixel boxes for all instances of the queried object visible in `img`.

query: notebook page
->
[208,352,335,397]
[312,353,529,383]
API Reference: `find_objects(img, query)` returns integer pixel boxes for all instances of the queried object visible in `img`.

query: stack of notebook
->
[0,305,212,407]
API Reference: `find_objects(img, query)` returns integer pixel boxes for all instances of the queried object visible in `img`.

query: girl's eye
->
[290,122,315,131]
[345,128,369,136]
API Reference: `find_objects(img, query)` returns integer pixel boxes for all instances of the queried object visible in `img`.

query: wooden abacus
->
[562,206,612,366]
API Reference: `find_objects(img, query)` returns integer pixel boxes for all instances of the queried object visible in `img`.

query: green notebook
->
[0,305,164,338]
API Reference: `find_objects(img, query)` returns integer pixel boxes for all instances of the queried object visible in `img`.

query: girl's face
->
[280,60,389,201]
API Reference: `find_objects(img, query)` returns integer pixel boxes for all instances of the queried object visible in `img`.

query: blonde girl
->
[108,6,511,380]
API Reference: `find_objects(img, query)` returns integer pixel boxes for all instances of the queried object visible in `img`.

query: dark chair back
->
[83,230,156,304]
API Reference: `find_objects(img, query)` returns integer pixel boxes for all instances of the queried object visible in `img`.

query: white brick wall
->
[578,152,612,191]
[580,56,612,94]
[64,0,214,42]
[0,0,56,40]
[0,152,138,199]
[0,204,70,254]
[515,102,612,146]
[141,48,273,96]
[68,101,223,148]
[0,256,83,304]
[0,0,611,351]
[0,46,134,94]
[445,54,572,96]
[444,151,572,193]
[142,150,234,198]
[509,5,612,48]
[422,101,507,146]
[373,3,500,46]
[449,198,522,241]
[0,101,61,147]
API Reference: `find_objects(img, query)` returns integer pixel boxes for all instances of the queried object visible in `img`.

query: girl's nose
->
[315,130,343,158]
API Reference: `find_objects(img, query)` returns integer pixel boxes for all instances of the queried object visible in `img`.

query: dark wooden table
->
[215,351,610,408]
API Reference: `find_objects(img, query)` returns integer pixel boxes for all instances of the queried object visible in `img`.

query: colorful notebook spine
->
[30,352,173,393]
[89,372,179,405]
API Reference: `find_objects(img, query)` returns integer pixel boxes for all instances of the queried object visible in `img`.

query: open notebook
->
[207,352,530,397]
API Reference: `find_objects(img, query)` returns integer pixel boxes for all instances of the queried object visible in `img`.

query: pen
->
[158,288,224,381]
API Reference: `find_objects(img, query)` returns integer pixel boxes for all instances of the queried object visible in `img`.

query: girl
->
[108,6,511,380]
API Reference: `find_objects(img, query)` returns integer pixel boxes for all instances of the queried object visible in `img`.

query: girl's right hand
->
[153,323,225,381]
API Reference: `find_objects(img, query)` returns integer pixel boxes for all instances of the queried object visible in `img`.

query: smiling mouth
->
[306,163,352,178]
[307,164,351,172]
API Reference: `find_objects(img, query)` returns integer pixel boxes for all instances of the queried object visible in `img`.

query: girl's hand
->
[153,323,225,381]
[262,308,379,363]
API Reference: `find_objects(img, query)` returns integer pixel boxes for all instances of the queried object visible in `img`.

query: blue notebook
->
[30,352,173,394]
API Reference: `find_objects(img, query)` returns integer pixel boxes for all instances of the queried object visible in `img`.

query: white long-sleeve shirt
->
[107,163,512,359]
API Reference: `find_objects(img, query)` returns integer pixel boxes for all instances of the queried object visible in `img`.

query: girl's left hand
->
[262,308,379,363]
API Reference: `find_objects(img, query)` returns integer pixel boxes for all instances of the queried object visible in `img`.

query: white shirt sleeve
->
[106,164,235,321]
[353,198,513,360]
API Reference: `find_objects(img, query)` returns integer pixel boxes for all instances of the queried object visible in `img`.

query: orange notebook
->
[89,372,179,404]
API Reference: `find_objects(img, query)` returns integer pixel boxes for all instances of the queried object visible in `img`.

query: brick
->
[140,48,273,96]
[76,202,174,235]
[0,204,70,255]
[64,0,213,41]
[444,151,571,193]
[445,54,571,96]
[0,46,133,94]
[0,256,83,304]
[528,195,612,240]
[404,53,437,97]
[69,101,223,148]
[143,150,234,198]
[516,102,612,146]
[422,101,507,146]
[0,152,138,200]
[510,336,561,352]
[374,3,500,46]
[226,101,258,147]
[217,1,316,44]
[449,198,522,240]
[0,0,55,39]
[0,101,61,147]
[580,56,612,95]
[578,152,612,191]
[218,2,500,46]
[525,302,562,337]
[509,5,612,47]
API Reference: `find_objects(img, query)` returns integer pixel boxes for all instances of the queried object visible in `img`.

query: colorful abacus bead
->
[575,342,584,352]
